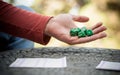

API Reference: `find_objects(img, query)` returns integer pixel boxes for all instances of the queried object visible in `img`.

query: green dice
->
[70,28,81,36]
[81,27,87,32]
[78,31,86,38]
[86,29,93,36]
[70,27,93,38]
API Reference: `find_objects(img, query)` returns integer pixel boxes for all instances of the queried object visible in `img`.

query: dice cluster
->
[70,27,93,38]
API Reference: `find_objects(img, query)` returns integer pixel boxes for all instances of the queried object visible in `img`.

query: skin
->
[45,14,107,45]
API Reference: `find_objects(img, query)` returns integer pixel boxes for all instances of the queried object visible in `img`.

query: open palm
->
[45,14,107,45]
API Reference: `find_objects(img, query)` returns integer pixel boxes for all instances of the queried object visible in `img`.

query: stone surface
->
[0,47,120,75]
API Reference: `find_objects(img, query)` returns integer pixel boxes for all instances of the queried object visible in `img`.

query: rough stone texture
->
[0,47,120,75]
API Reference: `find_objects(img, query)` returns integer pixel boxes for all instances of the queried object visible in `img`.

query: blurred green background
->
[4,0,120,49]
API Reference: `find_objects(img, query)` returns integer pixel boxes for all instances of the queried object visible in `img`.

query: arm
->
[0,1,52,45]
[0,1,107,45]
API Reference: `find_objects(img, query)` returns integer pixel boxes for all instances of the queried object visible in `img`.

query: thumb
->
[72,15,89,22]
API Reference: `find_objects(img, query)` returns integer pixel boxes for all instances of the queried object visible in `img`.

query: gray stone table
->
[0,47,120,75]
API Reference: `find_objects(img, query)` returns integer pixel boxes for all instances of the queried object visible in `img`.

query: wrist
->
[45,17,54,36]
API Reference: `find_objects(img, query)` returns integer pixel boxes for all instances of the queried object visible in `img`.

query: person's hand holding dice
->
[45,14,107,45]
[70,27,93,38]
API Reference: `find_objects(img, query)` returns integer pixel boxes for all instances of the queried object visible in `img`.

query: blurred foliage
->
[32,0,70,15]
[3,0,15,3]
[31,0,89,15]
[9,0,14,3]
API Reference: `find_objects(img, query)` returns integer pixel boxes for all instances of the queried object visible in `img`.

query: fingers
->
[91,22,107,34]
[72,15,89,22]
[91,22,103,30]
[79,32,107,43]
[64,22,107,44]
[93,25,107,34]
[69,32,107,44]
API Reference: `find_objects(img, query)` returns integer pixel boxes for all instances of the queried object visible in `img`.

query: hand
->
[45,14,107,45]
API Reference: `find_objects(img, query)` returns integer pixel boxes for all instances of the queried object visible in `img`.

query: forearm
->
[0,1,52,45]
